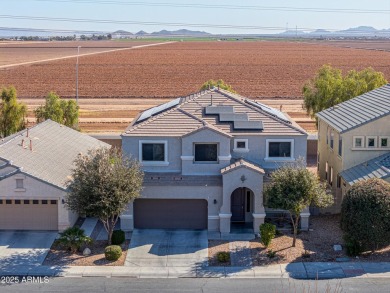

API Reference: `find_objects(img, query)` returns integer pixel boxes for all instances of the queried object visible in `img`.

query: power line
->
[27,0,390,14]
[1,15,390,34]
[0,26,110,35]
[0,15,311,31]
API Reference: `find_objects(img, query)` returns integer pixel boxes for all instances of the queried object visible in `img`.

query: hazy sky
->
[3,0,390,34]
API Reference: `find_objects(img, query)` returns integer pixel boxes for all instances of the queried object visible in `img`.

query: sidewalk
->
[2,262,390,279]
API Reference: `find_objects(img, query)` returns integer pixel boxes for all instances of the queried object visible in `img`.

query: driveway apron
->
[125,229,208,268]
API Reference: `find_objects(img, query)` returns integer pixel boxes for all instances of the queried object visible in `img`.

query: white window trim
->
[366,136,377,148]
[139,140,169,166]
[265,139,295,161]
[379,136,390,148]
[353,136,364,148]
[233,139,249,153]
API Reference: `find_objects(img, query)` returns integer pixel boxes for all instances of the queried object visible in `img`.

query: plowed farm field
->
[2,40,390,133]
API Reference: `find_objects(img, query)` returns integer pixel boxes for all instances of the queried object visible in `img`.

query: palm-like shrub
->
[58,226,92,253]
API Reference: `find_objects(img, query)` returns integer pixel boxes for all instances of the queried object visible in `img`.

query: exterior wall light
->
[241,175,247,183]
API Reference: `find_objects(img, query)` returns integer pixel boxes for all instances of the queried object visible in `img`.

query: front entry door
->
[231,188,245,222]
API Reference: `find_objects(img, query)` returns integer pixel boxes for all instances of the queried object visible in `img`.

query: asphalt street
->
[1,277,390,293]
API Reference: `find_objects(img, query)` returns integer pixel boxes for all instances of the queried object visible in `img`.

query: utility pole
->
[76,46,81,104]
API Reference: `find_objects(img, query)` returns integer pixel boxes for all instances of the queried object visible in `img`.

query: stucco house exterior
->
[120,88,308,234]
[316,84,390,213]
[0,120,109,231]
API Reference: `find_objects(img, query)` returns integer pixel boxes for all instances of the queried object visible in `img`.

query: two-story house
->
[120,88,308,234]
[316,84,390,213]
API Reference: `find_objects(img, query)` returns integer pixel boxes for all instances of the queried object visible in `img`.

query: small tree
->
[264,160,333,247]
[341,178,390,255]
[65,147,144,244]
[0,86,27,138]
[200,79,236,93]
[303,65,387,120]
[35,92,79,129]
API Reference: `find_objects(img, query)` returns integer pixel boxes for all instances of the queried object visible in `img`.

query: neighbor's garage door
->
[134,199,207,229]
[0,199,58,230]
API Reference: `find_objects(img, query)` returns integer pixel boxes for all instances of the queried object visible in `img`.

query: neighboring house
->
[0,120,109,231]
[316,84,390,213]
[121,88,308,234]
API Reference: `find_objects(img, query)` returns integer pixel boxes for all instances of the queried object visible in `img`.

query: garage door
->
[134,199,207,229]
[0,199,58,230]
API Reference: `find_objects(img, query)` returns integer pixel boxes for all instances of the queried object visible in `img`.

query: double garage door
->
[0,199,58,230]
[134,199,207,229]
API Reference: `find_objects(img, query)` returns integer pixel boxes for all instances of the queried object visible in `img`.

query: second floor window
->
[142,143,165,161]
[353,136,364,148]
[268,141,291,158]
[338,138,342,157]
[330,131,334,149]
[194,143,218,162]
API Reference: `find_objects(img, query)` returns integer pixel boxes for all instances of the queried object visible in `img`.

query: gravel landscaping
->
[208,240,231,266]
[43,240,129,266]
[209,215,390,266]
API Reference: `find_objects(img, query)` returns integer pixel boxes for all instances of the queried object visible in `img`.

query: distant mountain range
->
[280,26,390,37]
[2,26,390,38]
[113,29,210,37]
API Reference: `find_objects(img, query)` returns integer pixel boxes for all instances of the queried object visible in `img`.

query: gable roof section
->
[221,159,265,175]
[0,120,109,190]
[316,84,390,133]
[340,152,390,185]
[123,88,306,137]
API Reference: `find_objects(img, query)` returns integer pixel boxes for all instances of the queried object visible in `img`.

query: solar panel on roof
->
[136,98,181,123]
[245,100,291,123]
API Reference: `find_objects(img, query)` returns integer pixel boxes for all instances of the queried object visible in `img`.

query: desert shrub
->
[58,226,92,253]
[266,249,276,258]
[105,245,122,261]
[341,178,390,255]
[260,223,276,247]
[111,230,125,245]
[216,251,230,263]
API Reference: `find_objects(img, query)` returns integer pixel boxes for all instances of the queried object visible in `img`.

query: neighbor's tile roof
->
[316,84,390,133]
[123,88,306,137]
[340,152,390,185]
[0,120,109,190]
[221,159,265,175]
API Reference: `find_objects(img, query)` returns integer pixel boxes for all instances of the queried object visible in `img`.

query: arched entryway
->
[230,187,254,232]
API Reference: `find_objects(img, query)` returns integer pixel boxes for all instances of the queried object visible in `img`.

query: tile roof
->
[316,84,390,133]
[0,120,109,190]
[123,88,306,137]
[340,152,390,185]
[221,159,265,175]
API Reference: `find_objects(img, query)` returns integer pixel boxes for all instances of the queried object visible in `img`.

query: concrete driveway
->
[0,231,57,271]
[125,229,208,268]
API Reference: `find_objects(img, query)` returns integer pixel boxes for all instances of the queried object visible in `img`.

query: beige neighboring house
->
[316,84,390,213]
[0,120,109,231]
[121,87,308,234]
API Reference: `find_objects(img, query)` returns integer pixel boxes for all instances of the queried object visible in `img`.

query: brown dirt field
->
[316,39,390,52]
[2,41,390,99]
[0,40,160,66]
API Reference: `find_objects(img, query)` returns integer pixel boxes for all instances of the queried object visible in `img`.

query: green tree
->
[303,65,387,120]
[0,86,27,138]
[264,160,333,247]
[35,92,79,129]
[341,178,390,255]
[200,79,237,93]
[65,147,144,244]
